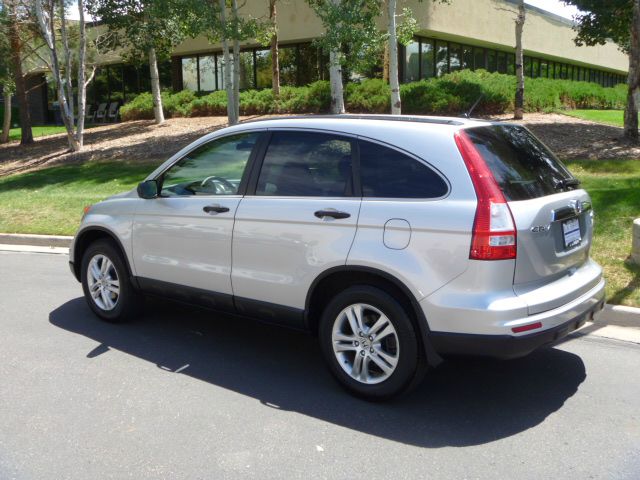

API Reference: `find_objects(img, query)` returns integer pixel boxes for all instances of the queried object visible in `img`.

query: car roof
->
[238,114,493,129]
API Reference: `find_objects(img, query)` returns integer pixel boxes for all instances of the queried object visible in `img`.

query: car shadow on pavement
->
[50,297,587,448]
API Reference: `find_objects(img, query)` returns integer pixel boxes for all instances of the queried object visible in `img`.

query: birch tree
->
[0,4,13,143]
[514,0,525,120]
[269,0,280,96]
[87,0,187,126]
[34,0,93,150]
[308,0,383,114]
[386,1,448,115]
[4,0,33,144]
[184,0,266,126]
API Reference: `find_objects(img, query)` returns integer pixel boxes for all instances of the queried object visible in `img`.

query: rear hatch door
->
[465,125,599,314]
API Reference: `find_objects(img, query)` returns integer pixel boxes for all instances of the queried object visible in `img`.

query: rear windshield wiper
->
[554,178,581,190]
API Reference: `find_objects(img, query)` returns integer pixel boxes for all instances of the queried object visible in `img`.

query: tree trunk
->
[219,0,238,125]
[148,47,165,125]
[383,42,390,83]
[624,0,640,142]
[59,1,74,128]
[1,87,11,143]
[231,0,241,123]
[269,0,280,97]
[329,0,345,114]
[514,0,525,120]
[7,0,33,145]
[75,0,87,148]
[329,50,345,114]
[387,0,401,115]
[35,0,79,151]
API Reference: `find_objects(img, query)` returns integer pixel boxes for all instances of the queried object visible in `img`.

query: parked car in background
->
[69,115,605,400]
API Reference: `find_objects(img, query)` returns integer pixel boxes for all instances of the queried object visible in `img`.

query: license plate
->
[562,217,581,249]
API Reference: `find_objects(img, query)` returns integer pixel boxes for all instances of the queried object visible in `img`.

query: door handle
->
[314,209,351,219]
[203,204,230,214]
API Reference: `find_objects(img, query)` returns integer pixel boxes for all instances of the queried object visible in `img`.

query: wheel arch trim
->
[71,226,135,286]
[304,265,443,367]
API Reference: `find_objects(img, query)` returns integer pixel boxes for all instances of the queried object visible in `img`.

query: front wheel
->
[319,285,425,400]
[81,239,139,322]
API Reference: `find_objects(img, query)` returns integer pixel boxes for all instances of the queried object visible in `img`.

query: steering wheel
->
[200,175,235,194]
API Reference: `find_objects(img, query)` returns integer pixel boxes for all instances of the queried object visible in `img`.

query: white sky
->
[68,0,583,22]
[525,0,582,20]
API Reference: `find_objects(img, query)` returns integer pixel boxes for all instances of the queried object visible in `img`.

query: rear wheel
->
[81,239,139,322]
[319,285,425,400]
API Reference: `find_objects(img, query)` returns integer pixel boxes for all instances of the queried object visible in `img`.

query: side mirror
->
[137,179,159,199]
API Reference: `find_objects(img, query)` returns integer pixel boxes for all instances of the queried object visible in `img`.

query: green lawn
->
[9,125,69,141]
[566,159,640,307]
[0,159,638,307]
[0,162,154,235]
[562,109,624,127]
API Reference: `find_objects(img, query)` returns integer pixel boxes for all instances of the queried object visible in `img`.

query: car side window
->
[358,140,448,198]
[256,131,353,197]
[160,132,260,197]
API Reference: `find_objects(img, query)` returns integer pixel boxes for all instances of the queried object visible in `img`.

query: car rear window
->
[464,125,576,201]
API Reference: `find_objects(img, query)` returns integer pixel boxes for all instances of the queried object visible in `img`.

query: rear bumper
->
[430,295,605,360]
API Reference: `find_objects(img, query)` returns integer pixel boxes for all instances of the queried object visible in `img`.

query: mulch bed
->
[1,112,638,177]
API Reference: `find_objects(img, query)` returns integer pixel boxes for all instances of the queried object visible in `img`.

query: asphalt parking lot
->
[1,250,639,480]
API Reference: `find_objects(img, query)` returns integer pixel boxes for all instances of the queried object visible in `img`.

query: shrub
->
[161,89,196,117]
[120,92,154,121]
[119,71,627,121]
[345,79,390,113]
[0,104,20,128]
[190,91,227,116]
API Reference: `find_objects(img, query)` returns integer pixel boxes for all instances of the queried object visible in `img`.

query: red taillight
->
[511,322,542,333]
[454,130,517,260]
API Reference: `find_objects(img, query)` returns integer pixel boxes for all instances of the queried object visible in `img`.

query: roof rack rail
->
[240,114,465,126]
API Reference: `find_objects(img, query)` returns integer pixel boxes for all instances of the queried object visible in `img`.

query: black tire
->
[318,285,426,400]
[80,239,139,323]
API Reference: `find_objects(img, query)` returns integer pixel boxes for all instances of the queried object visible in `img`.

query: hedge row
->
[120,70,627,121]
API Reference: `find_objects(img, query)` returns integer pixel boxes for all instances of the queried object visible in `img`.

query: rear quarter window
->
[464,125,576,201]
[358,140,448,198]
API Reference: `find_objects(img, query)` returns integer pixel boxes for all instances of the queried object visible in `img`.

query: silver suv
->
[69,115,605,399]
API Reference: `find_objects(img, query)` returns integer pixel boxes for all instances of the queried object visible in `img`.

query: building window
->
[405,41,420,82]
[435,41,448,76]
[421,40,435,78]
[255,50,272,89]
[532,58,540,78]
[540,60,548,78]
[279,45,298,86]
[199,55,216,91]
[181,57,198,91]
[496,51,507,73]
[449,43,462,72]
[507,53,515,75]
[298,44,328,84]
[474,47,486,70]
[487,50,497,72]
[462,46,473,70]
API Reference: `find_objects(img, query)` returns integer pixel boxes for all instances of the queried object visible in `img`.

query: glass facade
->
[178,43,329,93]
[85,61,171,108]
[402,36,626,87]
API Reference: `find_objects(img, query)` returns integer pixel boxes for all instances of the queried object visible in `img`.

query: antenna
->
[461,93,484,119]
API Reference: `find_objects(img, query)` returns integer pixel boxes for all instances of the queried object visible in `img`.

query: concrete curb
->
[0,233,72,248]
[600,304,640,327]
